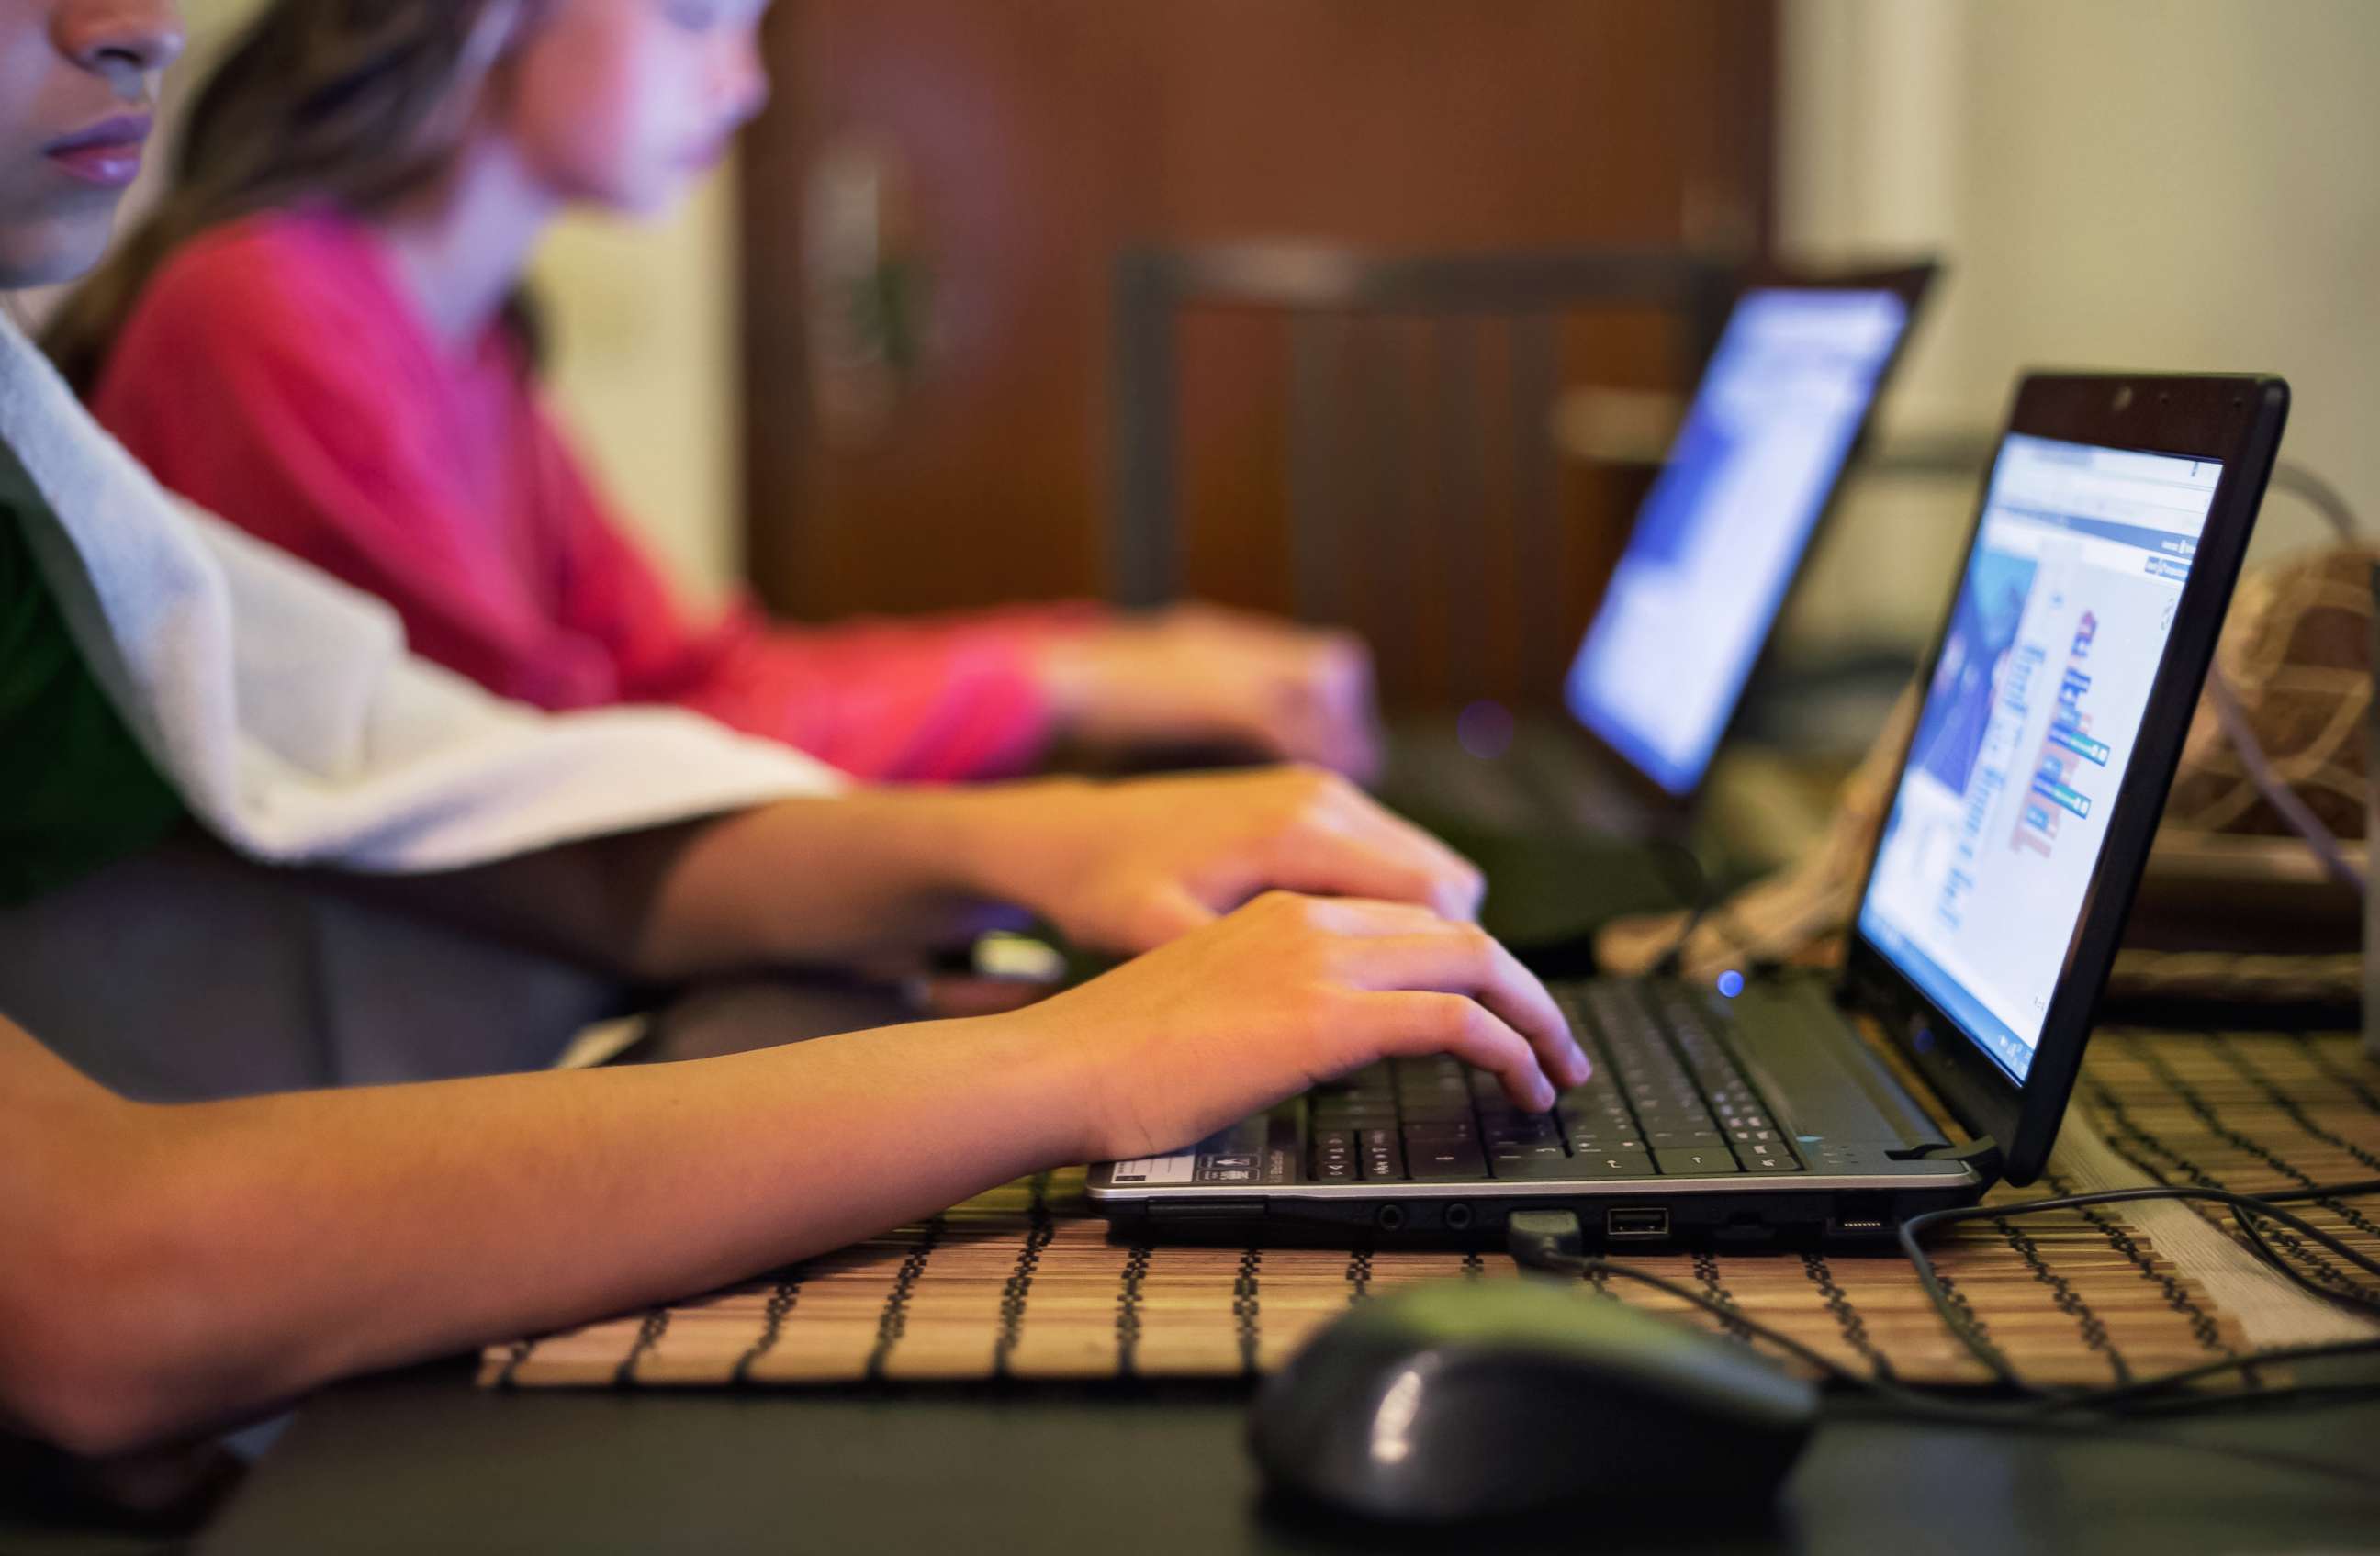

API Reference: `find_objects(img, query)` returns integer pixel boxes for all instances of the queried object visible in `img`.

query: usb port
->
[1607,1208,1669,1239]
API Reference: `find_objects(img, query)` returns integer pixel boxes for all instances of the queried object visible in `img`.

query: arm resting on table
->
[0,1011,1081,1457]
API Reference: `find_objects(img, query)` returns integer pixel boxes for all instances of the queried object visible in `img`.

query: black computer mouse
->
[1249,1278,1819,1526]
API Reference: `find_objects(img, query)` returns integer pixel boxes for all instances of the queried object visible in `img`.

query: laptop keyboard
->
[1306,981,1803,1183]
[1383,725,1648,839]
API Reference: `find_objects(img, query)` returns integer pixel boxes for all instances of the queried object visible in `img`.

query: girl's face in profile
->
[501,0,772,217]
[0,0,181,289]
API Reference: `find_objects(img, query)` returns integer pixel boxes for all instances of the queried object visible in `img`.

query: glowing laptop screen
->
[1565,288,1909,796]
[1856,435,2220,1082]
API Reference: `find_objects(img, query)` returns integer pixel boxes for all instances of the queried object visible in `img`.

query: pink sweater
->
[93,209,1077,781]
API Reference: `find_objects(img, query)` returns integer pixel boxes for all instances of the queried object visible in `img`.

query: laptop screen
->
[1856,434,2223,1083]
[1563,287,1911,796]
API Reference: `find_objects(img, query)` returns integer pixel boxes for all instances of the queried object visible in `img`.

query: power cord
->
[2199,458,2369,895]
[2270,459,2363,547]
[2206,666,2367,897]
[1507,1188,2380,1495]
[1895,1178,2380,1392]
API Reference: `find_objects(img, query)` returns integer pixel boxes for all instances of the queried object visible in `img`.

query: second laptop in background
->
[1380,264,1936,947]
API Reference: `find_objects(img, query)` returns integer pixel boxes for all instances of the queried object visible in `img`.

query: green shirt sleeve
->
[0,438,186,906]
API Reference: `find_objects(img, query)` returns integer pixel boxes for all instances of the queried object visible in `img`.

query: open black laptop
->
[1379,265,1935,943]
[1094,372,2288,1247]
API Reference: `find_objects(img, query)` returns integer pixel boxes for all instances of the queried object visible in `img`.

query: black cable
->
[1508,1236,2024,1418]
[2202,458,2368,895]
[1506,1181,2380,1494]
[2206,665,2367,898]
[1508,1236,2380,1495]
[1897,1179,2380,1378]
[1511,1233,2369,1427]
[2269,459,2363,544]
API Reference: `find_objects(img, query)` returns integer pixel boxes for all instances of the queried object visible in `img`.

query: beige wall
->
[530,186,744,606]
[1778,0,2380,648]
[153,0,747,605]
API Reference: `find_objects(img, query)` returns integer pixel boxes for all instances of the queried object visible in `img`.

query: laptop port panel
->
[1607,1208,1670,1239]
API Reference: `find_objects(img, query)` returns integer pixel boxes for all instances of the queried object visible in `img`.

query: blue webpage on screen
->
[1857,435,2221,1083]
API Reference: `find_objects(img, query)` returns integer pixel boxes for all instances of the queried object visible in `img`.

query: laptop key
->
[1654,1147,1741,1177]
[1484,1117,1562,1147]
[1409,1143,1489,1181]
[1566,1151,1657,1181]
[1489,1153,1617,1182]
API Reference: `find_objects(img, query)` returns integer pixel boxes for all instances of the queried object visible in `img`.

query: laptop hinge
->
[1914,1136,2005,1185]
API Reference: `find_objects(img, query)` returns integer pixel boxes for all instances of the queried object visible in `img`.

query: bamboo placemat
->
[483,1030,2377,1391]
[2078,1028,2380,1309]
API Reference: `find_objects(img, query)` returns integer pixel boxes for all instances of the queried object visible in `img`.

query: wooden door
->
[740,0,1775,708]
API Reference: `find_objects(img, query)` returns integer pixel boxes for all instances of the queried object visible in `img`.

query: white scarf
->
[0,309,842,873]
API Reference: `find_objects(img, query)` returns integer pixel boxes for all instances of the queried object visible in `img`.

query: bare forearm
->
[334,783,1081,981]
[340,766,1478,985]
[629,784,1072,975]
[14,1018,1083,1452]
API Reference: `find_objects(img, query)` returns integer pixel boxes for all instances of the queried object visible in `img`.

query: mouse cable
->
[1507,1208,2371,1426]
[1506,1204,2380,1496]
[1521,1181,2380,1411]
[1506,1215,2380,1494]
[1895,1178,2380,1395]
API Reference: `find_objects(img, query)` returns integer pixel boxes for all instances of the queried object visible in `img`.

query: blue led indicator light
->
[1715,969,1746,999]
